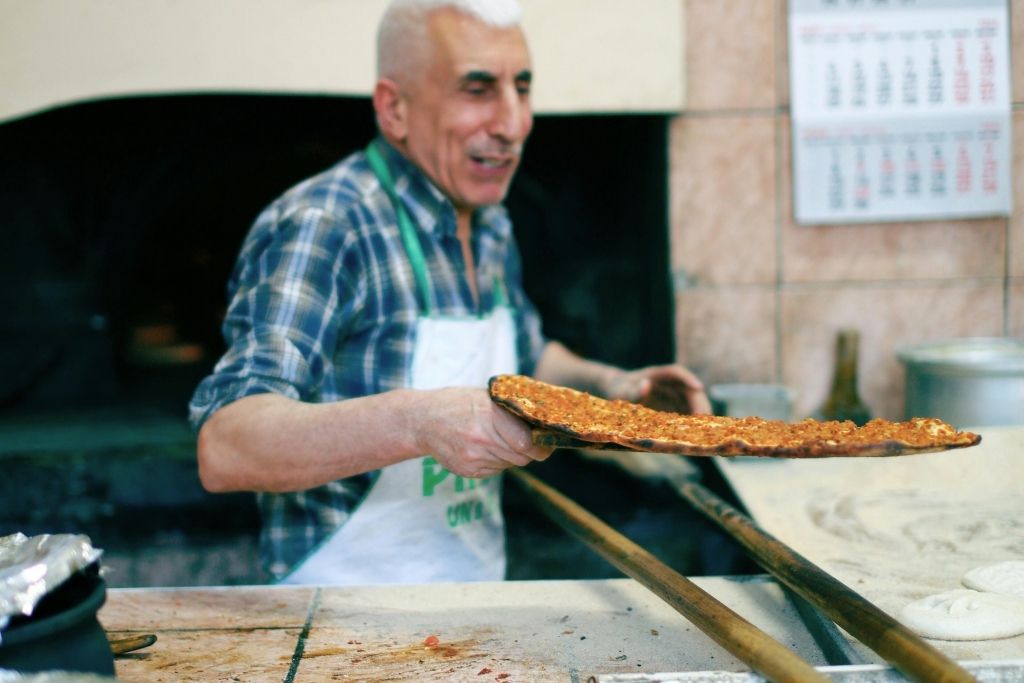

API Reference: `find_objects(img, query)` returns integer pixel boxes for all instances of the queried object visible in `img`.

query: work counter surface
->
[101,576,827,682]
[96,426,1024,680]
[715,424,1024,664]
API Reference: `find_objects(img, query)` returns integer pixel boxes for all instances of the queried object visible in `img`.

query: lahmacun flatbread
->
[488,375,981,458]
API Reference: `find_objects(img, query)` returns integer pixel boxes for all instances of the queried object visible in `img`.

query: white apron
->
[281,142,518,585]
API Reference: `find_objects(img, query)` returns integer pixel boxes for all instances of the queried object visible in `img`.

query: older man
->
[190,0,709,585]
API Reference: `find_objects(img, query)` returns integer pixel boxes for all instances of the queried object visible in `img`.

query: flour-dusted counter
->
[100,577,827,681]
[715,425,1024,664]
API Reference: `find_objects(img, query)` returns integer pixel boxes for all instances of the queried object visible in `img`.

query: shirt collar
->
[373,137,511,241]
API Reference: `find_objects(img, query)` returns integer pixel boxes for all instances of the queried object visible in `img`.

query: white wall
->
[0,0,684,122]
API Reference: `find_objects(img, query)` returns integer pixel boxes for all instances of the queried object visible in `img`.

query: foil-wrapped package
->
[0,533,103,637]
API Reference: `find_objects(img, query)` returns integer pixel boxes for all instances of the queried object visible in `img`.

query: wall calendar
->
[789,0,1012,224]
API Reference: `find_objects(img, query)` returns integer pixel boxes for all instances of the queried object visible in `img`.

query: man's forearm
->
[196,390,424,493]
[533,341,711,414]
[532,341,620,397]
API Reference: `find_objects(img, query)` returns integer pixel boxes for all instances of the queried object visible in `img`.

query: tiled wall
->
[670,0,1023,420]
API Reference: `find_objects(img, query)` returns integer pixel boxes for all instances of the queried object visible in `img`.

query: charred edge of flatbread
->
[488,375,982,458]
[530,426,977,457]
[618,435,979,458]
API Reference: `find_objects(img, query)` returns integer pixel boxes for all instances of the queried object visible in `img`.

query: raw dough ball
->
[962,561,1024,597]
[898,589,1024,641]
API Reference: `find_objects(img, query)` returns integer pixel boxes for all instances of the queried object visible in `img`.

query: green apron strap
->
[366,141,434,315]
[492,274,509,309]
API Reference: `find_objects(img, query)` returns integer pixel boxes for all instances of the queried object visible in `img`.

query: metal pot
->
[896,337,1024,428]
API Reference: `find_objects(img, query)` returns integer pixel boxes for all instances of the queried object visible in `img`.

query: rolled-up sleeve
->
[189,205,360,430]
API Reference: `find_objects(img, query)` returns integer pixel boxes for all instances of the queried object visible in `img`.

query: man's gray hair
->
[377,0,524,80]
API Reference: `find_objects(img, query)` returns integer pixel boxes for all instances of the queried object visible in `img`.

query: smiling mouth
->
[470,155,514,169]
[468,142,522,171]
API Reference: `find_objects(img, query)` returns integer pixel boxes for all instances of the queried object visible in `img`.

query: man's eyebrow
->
[459,69,532,85]
[462,70,497,85]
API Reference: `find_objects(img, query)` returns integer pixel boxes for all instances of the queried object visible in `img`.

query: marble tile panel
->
[110,627,299,682]
[674,286,777,385]
[101,586,314,631]
[780,283,1005,420]
[776,0,791,107]
[1014,0,1024,104]
[777,117,1007,282]
[669,115,777,286]
[1011,280,1024,336]
[685,0,777,110]
[1012,111,1024,277]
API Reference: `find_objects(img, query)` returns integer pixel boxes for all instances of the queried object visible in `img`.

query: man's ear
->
[373,79,407,141]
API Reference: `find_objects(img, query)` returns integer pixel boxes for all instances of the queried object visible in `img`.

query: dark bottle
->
[813,329,872,425]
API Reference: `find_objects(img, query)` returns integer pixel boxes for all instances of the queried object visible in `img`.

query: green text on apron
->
[281,141,518,585]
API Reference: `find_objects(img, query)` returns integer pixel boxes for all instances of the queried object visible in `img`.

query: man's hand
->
[603,364,712,415]
[414,387,553,478]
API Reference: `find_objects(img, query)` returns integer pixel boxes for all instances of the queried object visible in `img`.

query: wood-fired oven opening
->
[1,95,675,413]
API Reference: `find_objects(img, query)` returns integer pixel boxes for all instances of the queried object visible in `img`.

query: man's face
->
[398,9,533,213]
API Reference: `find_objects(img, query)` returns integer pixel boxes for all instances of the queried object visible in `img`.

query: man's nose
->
[490,86,531,141]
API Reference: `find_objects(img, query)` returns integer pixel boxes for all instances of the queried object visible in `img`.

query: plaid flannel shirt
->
[189,138,545,579]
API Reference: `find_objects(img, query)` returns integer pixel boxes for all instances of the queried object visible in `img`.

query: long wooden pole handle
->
[108,633,157,655]
[675,479,974,683]
[508,468,829,683]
